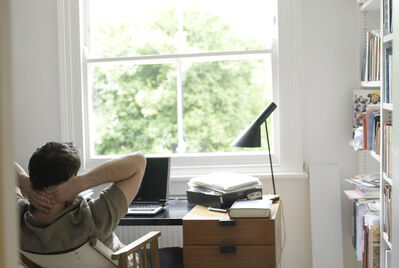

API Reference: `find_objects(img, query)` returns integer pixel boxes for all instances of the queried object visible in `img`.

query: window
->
[58,0,303,178]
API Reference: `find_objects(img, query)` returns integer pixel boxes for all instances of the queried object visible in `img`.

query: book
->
[356,188,380,199]
[363,31,381,82]
[228,198,272,218]
[368,111,380,151]
[385,47,392,103]
[363,113,367,150]
[364,215,380,268]
[344,188,379,200]
[353,90,380,133]
[345,177,379,188]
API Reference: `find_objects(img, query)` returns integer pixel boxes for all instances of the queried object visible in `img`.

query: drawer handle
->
[218,219,236,226]
[220,246,236,254]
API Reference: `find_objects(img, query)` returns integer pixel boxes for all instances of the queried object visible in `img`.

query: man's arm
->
[47,152,146,206]
[15,162,53,213]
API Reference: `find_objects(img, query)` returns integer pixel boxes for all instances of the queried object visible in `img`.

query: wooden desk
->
[183,201,282,268]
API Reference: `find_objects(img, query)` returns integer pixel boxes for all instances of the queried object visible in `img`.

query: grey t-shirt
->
[18,184,128,253]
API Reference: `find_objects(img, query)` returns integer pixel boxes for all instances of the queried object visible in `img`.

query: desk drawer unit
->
[183,201,281,268]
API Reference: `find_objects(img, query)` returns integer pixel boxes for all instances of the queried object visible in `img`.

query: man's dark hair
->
[28,142,81,190]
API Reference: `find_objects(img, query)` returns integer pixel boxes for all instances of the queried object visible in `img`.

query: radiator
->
[115,226,183,248]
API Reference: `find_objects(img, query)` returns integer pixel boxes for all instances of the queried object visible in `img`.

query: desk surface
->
[119,197,194,226]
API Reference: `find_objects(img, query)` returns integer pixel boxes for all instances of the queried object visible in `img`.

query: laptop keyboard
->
[129,203,161,209]
[127,203,165,215]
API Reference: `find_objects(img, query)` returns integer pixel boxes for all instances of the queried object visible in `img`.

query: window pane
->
[181,56,273,153]
[88,0,179,58]
[90,63,177,155]
[88,0,273,58]
[181,0,274,53]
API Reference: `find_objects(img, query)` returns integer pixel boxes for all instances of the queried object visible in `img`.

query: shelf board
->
[359,0,379,11]
[369,151,381,162]
[383,103,393,111]
[383,33,394,43]
[383,232,392,249]
[360,81,381,88]
[383,173,393,185]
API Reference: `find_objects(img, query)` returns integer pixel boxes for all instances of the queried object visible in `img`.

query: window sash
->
[85,49,272,64]
[57,0,303,179]
[82,50,279,173]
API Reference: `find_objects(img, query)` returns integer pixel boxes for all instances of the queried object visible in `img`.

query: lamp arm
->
[264,121,276,195]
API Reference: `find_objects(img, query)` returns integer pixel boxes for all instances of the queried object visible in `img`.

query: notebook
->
[127,156,170,215]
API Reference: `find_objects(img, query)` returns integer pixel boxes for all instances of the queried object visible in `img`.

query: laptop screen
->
[132,157,170,203]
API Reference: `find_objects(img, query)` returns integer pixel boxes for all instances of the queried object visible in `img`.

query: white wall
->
[11,0,61,169]
[1,0,19,266]
[301,0,360,267]
[10,0,362,267]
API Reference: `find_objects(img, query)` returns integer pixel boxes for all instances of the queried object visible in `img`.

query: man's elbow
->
[131,152,146,172]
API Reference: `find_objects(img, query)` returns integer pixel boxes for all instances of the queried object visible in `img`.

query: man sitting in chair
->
[16,142,145,257]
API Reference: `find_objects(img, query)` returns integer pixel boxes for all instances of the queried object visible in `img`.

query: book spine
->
[363,113,367,150]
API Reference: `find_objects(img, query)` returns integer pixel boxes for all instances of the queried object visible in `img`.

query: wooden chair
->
[20,231,161,268]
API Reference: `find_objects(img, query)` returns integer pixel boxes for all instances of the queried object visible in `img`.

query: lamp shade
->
[230,102,277,147]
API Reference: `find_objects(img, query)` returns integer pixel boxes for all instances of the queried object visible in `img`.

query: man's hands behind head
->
[45,176,81,204]
[18,174,53,214]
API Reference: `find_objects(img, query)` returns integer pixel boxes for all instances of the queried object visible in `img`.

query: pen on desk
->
[208,207,228,213]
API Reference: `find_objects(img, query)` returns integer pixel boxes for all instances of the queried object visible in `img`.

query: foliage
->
[91,9,271,155]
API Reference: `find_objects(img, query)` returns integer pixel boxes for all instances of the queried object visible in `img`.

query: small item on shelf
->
[228,198,272,218]
[350,126,364,151]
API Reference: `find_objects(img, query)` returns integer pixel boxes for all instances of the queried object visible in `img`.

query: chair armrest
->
[111,231,161,260]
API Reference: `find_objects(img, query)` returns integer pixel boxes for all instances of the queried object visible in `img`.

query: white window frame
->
[57,0,304,180]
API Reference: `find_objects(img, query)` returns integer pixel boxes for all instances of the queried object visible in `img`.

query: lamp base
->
[266,194,280,203]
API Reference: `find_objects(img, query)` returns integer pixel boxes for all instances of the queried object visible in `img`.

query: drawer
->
[183,245,276,268]
[183,218,275,245]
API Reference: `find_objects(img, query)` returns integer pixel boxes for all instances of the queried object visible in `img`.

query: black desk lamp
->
[230,102,279,202]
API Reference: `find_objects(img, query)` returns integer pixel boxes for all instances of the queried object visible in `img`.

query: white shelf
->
[355,1,395,266]
[383,232,392,249]
[383,34,394,43]
[369,150,381,162]
[383,103,394,111]
[360,81,381,87]
[359,0,380,11]
[383,173,393,185]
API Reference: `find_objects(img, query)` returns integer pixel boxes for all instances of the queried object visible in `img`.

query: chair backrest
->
[20,238,118,268]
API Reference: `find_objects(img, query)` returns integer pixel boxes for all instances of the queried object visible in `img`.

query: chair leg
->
[118,255,129,268]
[149,240,160,268]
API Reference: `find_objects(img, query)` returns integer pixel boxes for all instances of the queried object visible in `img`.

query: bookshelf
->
[380,0,394,267]
[390,0,398,267]
[353,0,396,267]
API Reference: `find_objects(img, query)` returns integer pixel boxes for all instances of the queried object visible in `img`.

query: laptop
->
[127,156,170,215]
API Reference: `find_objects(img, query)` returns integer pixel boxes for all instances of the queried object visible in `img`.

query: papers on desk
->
[188,172,261,194]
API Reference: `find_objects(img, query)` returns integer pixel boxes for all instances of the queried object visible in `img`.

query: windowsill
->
[170,171,308,182]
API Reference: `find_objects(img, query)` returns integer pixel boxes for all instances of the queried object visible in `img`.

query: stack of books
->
[344,173,380,199]
[186,172,262,208]
[362,214,380,268]
[362,31,381,82]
